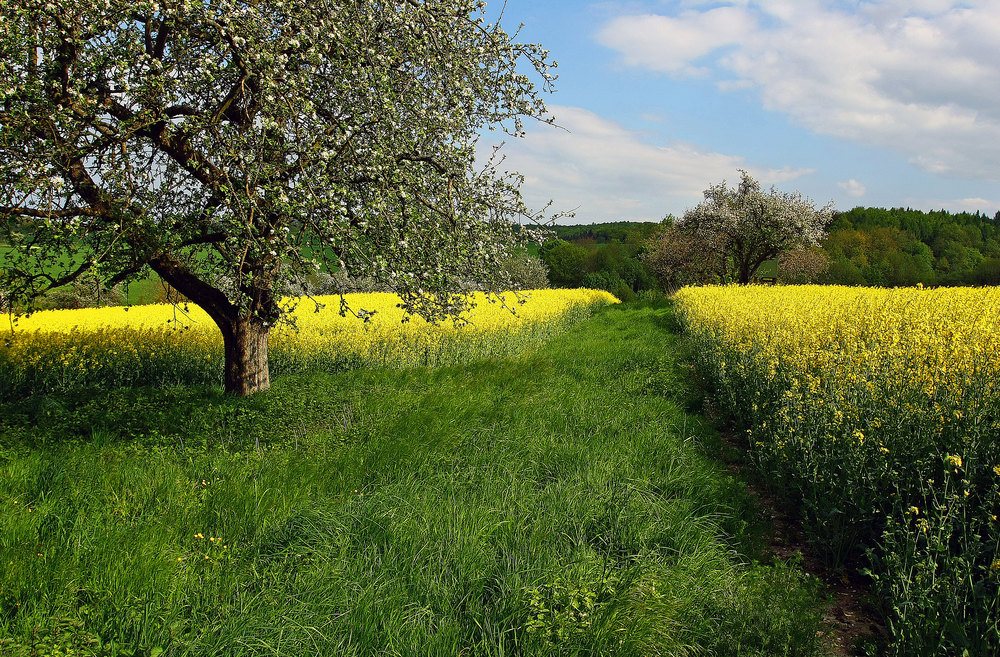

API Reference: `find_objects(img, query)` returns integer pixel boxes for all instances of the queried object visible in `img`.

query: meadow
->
[0,296,829,656]
[675,284,1000,656]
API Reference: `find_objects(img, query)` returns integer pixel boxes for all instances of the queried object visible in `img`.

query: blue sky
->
[480,0,1000,224]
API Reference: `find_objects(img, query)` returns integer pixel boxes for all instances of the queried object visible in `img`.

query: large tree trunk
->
[221,316,271,395]
[148,253,273,396]
[737,259,753,284]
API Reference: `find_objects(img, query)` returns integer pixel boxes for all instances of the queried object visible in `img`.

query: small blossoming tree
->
[678,170,834,284]
[0,0,555,394]
[642,216,724,293]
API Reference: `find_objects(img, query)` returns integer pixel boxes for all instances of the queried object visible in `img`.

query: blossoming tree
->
[0,0,555,394]
[678,170,834,284]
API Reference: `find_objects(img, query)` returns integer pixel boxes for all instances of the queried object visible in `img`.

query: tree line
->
[540,171,832,295]
[537,205,1000,295]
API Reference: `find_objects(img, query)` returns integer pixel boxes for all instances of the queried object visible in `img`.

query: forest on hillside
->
[824,207,1000,286]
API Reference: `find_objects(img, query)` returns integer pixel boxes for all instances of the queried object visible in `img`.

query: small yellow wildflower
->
[945,455,962,469]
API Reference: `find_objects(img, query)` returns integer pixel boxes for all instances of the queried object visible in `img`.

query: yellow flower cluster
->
[0,289,617,395]
[675,284,1000,397]
[674,285,1000,459]
[674,284,1000,571]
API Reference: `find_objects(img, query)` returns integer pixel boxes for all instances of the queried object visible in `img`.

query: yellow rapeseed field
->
[1,289,617,395]
[675,284,1000,650]
[674,285,1000,439]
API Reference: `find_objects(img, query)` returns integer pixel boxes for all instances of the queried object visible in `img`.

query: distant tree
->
[938,243,985,283]
[536,225,660,294]
[499,252,549,290]
[932,224,974,257]
[551,221,660,245]
[777,247,829,284]
[35,273,127,310]
[581,270,634,302]
[642,222,721,293]
[680,171,834,284]
[0,0,555,395]
[825,206,1000,286]
[539,239,589,287]
[972,258,1000,285]
[593,240,625,276]
[824,257,865,286]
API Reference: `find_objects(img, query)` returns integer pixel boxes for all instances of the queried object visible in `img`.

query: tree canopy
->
[642,219,720,293]
[676,170,833,284]
[0,0,555,394]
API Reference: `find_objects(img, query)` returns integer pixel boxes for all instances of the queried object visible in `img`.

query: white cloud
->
[837,179,867,197]
[479,105,813,223]
[597,7,756,76]
[597,1,1000,180]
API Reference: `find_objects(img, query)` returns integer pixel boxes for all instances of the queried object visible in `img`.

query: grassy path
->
[1,302,826,656]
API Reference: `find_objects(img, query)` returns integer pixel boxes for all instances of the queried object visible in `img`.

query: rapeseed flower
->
[0,289,617,394]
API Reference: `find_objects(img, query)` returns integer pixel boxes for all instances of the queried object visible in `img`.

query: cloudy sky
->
[480,0,1000,224]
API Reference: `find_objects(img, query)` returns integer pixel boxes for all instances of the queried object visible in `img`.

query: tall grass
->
[0,302,826,656]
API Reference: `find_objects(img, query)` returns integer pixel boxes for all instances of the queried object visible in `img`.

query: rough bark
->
[221,317,271,395]
[148,252,272,395]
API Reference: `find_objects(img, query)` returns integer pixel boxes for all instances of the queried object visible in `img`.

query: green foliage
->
[539,239,590,287]
[582,271,635,302]
[823,207,1000,286]
[0,302,826,656]
[550,221,662,245]
[538,228,661,296]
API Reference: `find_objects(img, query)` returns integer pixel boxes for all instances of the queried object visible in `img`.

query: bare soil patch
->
[705,406,887,656]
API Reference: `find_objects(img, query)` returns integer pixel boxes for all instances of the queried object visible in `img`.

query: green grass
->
[756,259,779,279]
[1,243,162,306]
[0,302,827,656]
